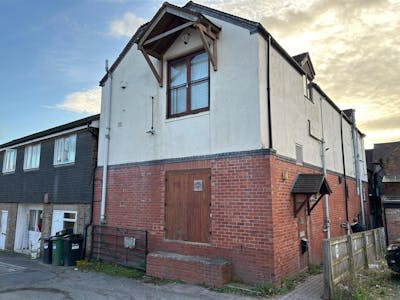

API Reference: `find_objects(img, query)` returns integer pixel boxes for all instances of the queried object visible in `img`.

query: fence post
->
[373,229,379,260]
[362,232,369,268]
[323,239,333,300]
[347,234,354,274]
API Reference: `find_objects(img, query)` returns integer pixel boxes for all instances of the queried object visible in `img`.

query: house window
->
[51,210,77,235]
[2,149,17,173]
[296,143,303,165]
[28,210,42,232]
[54,134,76,165]
[168,51,209,118]
[24,144,41,170]
[303,75,312,100]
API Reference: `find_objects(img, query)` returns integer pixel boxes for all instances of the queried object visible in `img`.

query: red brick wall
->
[93,152,366,285]
[94,154,275,284]
[269,155,365,281]
[385,208,400,244]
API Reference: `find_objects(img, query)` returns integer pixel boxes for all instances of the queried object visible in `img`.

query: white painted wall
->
[98,17,262,166]
[98,9,367,182]
[268,43,367,180]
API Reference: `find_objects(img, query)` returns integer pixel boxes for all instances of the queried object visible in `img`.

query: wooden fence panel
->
[323,228,386,299]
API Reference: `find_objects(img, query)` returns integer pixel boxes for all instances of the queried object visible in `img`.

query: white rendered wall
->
[98,18,262,166]
[268,44,367,180]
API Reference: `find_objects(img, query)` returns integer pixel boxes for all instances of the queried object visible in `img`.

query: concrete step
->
[146,251,232,287]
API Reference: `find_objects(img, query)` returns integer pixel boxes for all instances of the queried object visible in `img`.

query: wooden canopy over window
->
[137,2,220,86]
[291,173,332,217]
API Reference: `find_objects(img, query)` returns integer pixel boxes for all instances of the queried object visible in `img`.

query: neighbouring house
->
[0,115,99,255]
[93,1,368,286]
[367,142,400,244]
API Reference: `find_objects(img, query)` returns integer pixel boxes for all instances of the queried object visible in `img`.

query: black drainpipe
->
[267,36,273,149]
[340,112,350,234]
[83,124,98,259]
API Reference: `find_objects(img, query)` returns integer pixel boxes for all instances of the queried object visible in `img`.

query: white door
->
[51,210,64,236]
[0,210,8,250]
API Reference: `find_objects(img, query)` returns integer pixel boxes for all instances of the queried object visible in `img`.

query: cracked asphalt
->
[0,252,254,300]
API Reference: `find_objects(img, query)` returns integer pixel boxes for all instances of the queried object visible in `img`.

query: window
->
[303,75,312,100]
[2,149,17,173]
[51,210,77,235]
[54,134,76,165]
[296,143,303,165]
[168,51,209,118]
[28,210,42,232]
[24,144,41,170]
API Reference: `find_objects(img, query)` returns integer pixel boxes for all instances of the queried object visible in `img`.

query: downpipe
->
[100,60,112,225]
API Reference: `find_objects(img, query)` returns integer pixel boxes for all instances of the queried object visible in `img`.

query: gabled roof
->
[292,52,316,80]
[0,114,100,149]
[291,173,332,195]
[99,1,306,86]
[137,2,220,59]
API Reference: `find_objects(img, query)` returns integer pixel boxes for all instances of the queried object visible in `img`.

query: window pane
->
[191,53,208,81]
[54,139,63,163]
[170,61,186,87]
[3,149,16,172]
[191,81,208,110]
[28,210,37,231]
[170,87,187,114]
[66,135,76,163]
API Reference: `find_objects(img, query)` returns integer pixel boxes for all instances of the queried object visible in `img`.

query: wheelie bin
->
[63,234,83,266]
[52,236,64,266]
[42,237,52,264]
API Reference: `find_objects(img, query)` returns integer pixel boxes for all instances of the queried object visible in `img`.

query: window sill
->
[165,111,210,123]
[23,168,39,172]
[53,162,75,168]
[2,170,15,175]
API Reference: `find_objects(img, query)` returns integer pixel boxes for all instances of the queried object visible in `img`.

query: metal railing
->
[91,225,148,270]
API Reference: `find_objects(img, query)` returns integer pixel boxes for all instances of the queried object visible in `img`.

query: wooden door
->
[165,169,211,243]
[298,202,309,270]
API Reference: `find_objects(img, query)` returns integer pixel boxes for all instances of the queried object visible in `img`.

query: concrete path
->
[275,274,324,300]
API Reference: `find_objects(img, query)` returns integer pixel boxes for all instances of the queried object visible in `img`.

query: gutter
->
[100,60,112,224]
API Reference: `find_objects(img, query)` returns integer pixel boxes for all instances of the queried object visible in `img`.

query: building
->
[93,2,368,286]
[367,142,400,244]
[0,115,99,254]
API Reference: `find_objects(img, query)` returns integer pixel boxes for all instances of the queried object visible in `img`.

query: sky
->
[0,0,399,148]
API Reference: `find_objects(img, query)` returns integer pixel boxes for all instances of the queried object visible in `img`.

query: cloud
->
[109,12,145,37]
[198,0,400,146]
[55,87,101,114]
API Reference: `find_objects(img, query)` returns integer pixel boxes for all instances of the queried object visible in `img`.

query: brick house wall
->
[93,150,365,285]
[385,209,400,243]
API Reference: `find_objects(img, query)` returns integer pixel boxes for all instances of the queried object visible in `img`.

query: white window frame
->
[24,144,41,170]
[51,210,78,235]
[2,149,17,174]
[53,134,76,166]
[303,75,312,101]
